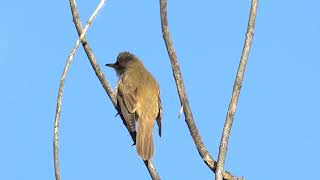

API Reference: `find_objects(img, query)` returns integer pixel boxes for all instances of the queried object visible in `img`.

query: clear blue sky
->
[1,0,319,179]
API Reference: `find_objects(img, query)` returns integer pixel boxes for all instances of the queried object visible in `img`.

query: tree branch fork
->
[53,0,258,180]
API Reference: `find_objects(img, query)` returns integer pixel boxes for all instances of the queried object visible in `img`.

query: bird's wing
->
[116,76,139,133]
[116,94,136,133]
[118,77,138,113]
[156,90,162,137]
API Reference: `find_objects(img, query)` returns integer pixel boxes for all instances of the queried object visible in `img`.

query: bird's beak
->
[105,63,115,68]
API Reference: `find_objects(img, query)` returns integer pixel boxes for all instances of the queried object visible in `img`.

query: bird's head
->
[106,51,135,77]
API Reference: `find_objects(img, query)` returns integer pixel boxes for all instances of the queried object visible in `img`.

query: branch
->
[53,1,107,180]
[68,0,160,179]
[159,1,240,180]
[215,1,259,180]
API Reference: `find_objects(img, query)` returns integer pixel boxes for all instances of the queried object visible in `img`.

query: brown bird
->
[106,52,162,160]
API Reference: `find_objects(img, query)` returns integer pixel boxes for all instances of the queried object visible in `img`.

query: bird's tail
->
[136,115,154,160]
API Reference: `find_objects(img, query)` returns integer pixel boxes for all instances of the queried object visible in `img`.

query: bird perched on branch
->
[106,52,162,160]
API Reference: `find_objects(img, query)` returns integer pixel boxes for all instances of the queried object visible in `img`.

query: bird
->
[106,51,162,160]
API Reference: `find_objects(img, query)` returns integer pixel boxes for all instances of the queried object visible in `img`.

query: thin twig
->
[68,0,160,179]
[159,0,240,180]
[53,1,107,180]
[215,1,258,180]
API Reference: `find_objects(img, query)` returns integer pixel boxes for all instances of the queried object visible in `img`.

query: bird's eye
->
[117,60,124,67]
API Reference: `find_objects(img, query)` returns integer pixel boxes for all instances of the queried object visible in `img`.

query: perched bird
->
[106,52,162,160]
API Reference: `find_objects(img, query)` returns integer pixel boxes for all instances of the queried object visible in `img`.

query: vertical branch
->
[69,0,160,179]
[160,0,211,168]
[159,0,239,180]
[215,1,258,180]
[53,1,107,180]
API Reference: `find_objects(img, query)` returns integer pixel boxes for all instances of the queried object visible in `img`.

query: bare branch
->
[68,0,160,179]
[215,1,259,180]
[70,0,116,104]
[53,1,107,180]
[159,0,240,179]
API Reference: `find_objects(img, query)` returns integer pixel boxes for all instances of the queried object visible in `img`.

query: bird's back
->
[125,59,160,118]
[123,59,160,160]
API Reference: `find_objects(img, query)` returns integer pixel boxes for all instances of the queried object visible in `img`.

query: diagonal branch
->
[215,1,259,180]
[68,0,160,179]
[159,0,240,180]
[53,1,107,180]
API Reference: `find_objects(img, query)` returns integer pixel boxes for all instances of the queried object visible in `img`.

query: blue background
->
[1,0,319,179]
